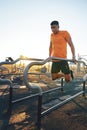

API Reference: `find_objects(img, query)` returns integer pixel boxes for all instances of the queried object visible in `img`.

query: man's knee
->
[65,74,71,82]
[51,73,58,80]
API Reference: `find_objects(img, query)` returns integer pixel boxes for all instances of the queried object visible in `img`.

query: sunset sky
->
[0,0,87,61]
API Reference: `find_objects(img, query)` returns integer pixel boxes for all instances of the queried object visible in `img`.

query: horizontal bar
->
[41,91,84,118]
[12,86,61,104]
[0,58,20,65]
[0,57,44,66]
[21,57,44,61]
[12,93,39,103]
[43,86,61,95]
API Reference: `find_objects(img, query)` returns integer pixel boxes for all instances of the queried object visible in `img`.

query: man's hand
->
[72,56,76,63]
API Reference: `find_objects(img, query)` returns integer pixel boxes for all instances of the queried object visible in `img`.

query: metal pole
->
[83,81,85,97]
[12,86,61,104]
[61,78,64,92]
[8,84,13,113]
[37,94,42,130]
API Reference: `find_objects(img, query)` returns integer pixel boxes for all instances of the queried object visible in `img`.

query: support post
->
[61,78,64,92]
[37,94,42,130]
[83,81,85,97]
[8,84,13,113]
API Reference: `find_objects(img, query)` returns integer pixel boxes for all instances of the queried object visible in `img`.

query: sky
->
[0,0,87,61]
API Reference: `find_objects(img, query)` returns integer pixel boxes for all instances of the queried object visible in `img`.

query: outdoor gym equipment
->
[23,56,86,130]
[0,57,44,110]
[0,56,87,130]
[9,57,87,130]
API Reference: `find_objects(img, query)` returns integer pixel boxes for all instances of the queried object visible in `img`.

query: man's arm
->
[67,37,76,60]
[49,41,52,56]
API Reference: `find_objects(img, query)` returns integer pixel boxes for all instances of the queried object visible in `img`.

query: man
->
[49,20,76,82]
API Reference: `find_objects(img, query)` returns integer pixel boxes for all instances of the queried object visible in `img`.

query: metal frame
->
[23,57,86,130]
[0,57,86,130]
[0,57,43,112]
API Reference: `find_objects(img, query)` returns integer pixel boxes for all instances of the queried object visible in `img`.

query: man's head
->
[50,20,59,34]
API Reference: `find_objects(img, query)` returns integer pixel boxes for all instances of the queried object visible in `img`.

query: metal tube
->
[8,85,13,113]
[0,58,20,65]
[12,93,39,104]
[41,91,84,118]
[83,81,86,97]
[61,78,64,92]
[82,74,87,97]
[12,86,61,104]
[0,57,44,66]
[37,95,43,130]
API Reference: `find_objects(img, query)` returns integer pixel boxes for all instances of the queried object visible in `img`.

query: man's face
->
[51,25,59,34]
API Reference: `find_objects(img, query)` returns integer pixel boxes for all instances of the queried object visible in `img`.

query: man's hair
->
[50,20,59,26]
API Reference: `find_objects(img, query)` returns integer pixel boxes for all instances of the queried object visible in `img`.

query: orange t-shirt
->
[50,31,71,58]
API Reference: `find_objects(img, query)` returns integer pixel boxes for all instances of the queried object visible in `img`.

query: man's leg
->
[52,73,71,82]
[61,61,72,82]
[51,62,61,80]
[52,73,65,80]
[64,74,71,82]
[70,70,74,79]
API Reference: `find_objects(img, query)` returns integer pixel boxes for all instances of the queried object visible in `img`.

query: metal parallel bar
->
[12,86,61,104]
[0,56,86,66]
[0,58,20,65]
[0,72,49,77]
[12,93,39,104]
[21,57,44,61]
[41,91,84,118]
[43,86,61,95]
[0,57,44,66]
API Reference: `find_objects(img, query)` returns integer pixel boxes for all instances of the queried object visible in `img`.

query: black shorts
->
[51,61,70,74]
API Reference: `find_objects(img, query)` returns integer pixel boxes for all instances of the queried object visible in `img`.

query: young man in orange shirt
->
[49,20,76,82]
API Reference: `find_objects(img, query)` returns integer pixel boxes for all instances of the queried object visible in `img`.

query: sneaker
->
[70,70,74,80]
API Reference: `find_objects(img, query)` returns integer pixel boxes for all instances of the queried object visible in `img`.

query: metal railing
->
[23,57,86,130]
[23,57,73,92]
[23,56,87,91]
[0,57,44,66]
[0,57,86,130]
[0,57,44,112]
